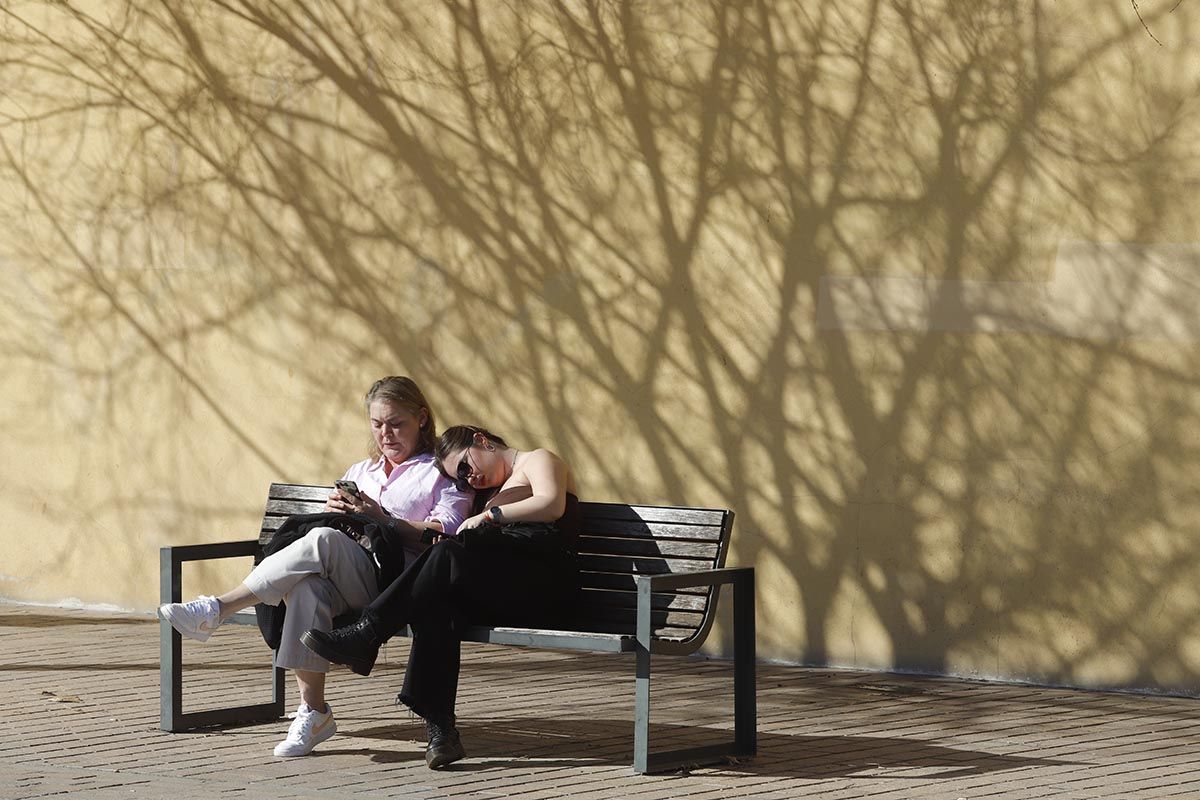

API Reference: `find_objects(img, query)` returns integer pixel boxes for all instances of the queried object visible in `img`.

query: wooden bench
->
[159,483,756,773]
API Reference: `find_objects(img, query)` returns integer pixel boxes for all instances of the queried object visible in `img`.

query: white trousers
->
[243,527,379,673]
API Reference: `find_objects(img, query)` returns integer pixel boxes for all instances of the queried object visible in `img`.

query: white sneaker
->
[157,595,221,642]
[274,703,337,757]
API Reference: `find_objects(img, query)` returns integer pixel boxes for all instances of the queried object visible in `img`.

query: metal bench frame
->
[159,540,285,730]
[160,484,755,773]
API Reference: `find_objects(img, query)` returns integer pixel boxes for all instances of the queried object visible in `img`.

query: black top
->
[557,492,581,552]
[457,492,582,561]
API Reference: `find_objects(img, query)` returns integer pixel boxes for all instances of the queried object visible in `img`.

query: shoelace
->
[287,709,320,740]
[426,717,457,743]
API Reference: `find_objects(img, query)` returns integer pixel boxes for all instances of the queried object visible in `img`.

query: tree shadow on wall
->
[1,0,1200,687]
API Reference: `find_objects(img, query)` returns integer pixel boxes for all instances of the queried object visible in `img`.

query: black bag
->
[255,512,407,650]
[458,520,568,557]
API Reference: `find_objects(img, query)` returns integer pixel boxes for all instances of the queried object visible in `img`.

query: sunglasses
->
[454,449,476,492]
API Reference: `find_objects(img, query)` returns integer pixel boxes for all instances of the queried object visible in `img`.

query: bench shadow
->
[0,662,271,672]
[340,717,1075,777]
[0,613,154,628]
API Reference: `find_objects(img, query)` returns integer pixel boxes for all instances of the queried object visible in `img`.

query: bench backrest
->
[259,483,734,645]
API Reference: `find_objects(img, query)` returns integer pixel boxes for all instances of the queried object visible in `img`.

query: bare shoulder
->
[524,447,564,464]
[521,448,572,475]
[519,448,577,494]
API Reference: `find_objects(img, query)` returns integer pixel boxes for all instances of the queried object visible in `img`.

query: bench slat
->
[573,604,704,630]
[267,486,726,524]
[264,509,726,543]
[578,571,709,595]
[258,527,722,570]
[580,518,725,542]
[561,620,697,640]
[269,483,333,501]
[264,498,331,516]
[579,588,708,612]
[261,517,725,559]
[261,514,290,531]
[582,503,726,526]
[457,626,633,651]
[459,625,694,646]
[578,553,719,575]
[577,535,720,561]
[259,513,323,543]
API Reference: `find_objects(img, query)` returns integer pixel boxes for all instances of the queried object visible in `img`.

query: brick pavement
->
[1,603,1198,799]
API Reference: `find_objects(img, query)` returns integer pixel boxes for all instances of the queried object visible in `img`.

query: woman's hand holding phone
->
[353,493,387,521]
[325,490,353,513]
[327,480,364,513]
[326,481,390,523]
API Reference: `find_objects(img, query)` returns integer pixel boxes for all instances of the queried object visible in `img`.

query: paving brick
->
[4,603,1200,798]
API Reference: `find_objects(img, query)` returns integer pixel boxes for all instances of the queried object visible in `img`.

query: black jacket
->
[255,512,407,650]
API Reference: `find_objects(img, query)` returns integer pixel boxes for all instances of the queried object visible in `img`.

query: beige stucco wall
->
[2,0,1199,692]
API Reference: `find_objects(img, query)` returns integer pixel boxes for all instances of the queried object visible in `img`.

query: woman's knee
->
[305,526,360,563]
[427,537,466,564]
[305,526,342,548]
[410,539,469,601]
[421,538,469,579]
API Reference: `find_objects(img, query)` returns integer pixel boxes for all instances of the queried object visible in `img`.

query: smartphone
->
[334,479,362,500]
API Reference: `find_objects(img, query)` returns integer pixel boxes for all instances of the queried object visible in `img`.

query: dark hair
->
[364,376,437,458]
[435,425,508,485]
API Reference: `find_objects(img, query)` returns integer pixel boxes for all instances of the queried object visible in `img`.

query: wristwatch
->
[487,505,504,523]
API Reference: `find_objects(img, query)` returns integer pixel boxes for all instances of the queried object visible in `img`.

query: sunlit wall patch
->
[818,241,1200,342]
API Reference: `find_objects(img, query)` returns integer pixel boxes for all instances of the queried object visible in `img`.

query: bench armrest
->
[161,540,260,564]
[633,566,752,593]
[160,540,262,607]
[632,567,754,654]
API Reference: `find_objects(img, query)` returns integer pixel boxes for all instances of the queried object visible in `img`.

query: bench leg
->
[632,570,757,774]
[633,622,652,773]
[159,543,286,731]
[732,568,757,756]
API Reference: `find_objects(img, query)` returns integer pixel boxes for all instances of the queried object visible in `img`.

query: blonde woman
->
[158,377,472,757]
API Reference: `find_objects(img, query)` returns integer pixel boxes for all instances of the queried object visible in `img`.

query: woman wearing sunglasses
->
[301,424,580,769]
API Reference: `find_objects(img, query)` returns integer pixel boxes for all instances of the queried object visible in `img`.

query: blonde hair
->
[364,376,437,459]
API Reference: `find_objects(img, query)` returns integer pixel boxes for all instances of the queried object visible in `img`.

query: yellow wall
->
[2,0,1199,692]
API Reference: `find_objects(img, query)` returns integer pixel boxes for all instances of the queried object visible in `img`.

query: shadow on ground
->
[0,613,154,629]
[337,718,1072,778]
[0,662,270,672]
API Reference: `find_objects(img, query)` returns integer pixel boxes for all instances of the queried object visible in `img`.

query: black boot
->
[300,613,382,676]
[425,714,466,769]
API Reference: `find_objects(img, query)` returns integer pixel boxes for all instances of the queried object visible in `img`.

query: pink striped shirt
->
[340,453,473,561]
